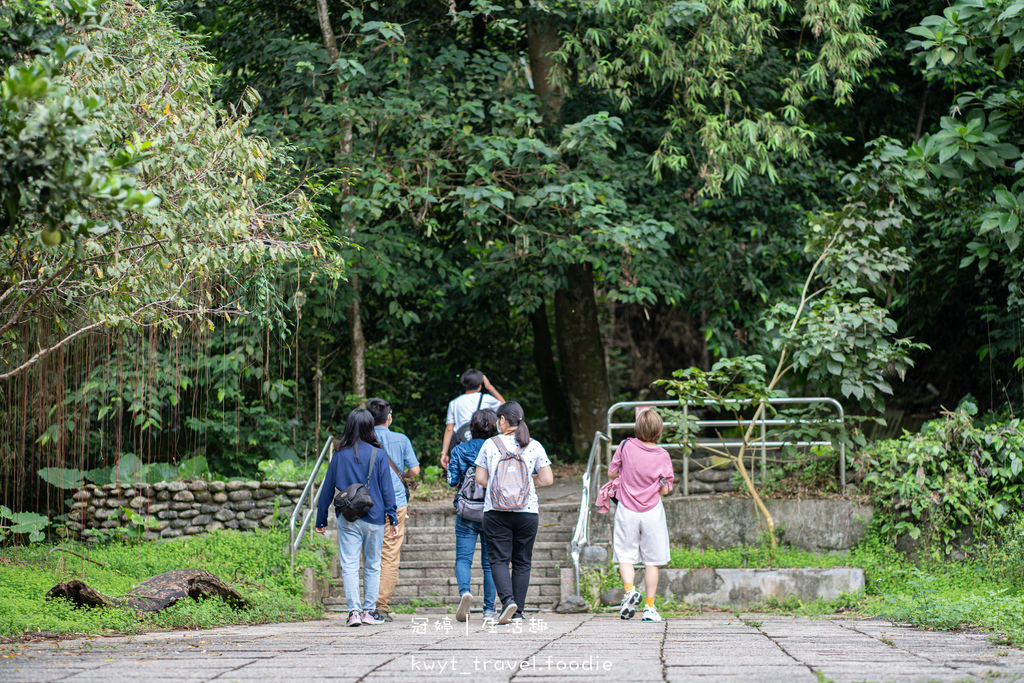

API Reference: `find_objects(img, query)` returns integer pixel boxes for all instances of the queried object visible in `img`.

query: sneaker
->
[347,610,361,627]
[482,609,496,621]
[361,610,381,625]
[377,609,393,623]
[510,612,524,621]
[497,602,518,625]
[619,589,642,620]
[456,592,473,622]
[642,605,663,622]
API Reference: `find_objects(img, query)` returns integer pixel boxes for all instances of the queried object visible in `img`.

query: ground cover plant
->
[0,529,330,639]
[652,524,1024,646]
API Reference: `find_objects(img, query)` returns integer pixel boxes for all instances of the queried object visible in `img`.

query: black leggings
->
[482,510,539,617]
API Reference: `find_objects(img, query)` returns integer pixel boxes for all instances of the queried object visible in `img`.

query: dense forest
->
[1,0,1021,517]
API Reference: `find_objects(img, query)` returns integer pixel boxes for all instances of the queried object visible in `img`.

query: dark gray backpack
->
[455,465,486,523]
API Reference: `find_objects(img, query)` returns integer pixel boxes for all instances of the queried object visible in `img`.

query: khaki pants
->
[376,504,407,611]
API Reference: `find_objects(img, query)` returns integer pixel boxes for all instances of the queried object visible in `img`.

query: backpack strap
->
[491,435,523,458]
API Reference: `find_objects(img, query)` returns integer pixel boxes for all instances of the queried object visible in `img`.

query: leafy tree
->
[0,1,342,380]
[659,190,924,543]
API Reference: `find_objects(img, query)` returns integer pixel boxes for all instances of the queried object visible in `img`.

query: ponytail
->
[514,420,530,448]
[496,401,531,448]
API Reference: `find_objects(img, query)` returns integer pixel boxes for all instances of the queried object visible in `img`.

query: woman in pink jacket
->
[608,408,674,622]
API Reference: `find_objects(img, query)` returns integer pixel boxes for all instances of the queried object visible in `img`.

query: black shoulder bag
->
[334,447,379,522]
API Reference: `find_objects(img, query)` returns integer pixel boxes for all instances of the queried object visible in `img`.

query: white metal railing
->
[569,430,610,594]
[606,398,846,494]
[289,436,333,570]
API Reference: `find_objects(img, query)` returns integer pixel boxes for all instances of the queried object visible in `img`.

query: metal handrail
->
[606,398,846,494]
[569,430,609,595]
[289,436,333,570]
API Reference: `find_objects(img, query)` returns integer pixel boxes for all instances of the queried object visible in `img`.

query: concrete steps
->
[326,501,578,608]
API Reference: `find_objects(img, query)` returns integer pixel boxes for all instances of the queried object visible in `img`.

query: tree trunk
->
[350,274,366,405]
[526,23,564,119]
[554,264,611,457]
[314,0,365,405]
[529,301,572,445]
[47,569,247,612]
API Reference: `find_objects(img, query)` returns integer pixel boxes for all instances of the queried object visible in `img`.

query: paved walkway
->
[3,613,1023,683]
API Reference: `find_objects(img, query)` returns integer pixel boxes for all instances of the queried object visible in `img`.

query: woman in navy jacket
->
[316,409,397,627]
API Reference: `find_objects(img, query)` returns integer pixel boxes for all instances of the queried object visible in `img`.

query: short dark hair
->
[367,397,391,426]
[469,409,499,440]
[461,368,484,390]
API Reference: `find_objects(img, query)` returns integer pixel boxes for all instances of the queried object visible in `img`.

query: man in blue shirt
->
[368,397,420,622]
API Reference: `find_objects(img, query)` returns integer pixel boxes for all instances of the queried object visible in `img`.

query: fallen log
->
[47,568,247,612]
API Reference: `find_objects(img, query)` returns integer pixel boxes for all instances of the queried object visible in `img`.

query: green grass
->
[0,528,331,639]
[668,544,860,569]
[646,533,1024,646]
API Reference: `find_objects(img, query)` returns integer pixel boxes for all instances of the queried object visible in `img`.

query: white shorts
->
[612,499,670,566]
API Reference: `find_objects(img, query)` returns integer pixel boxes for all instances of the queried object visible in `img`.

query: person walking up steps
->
[368,397,420,623]
[447,409,499,622]
[440,369,504,468]
[315,409,397,628]
[609,408,674,622]
[474,401,553,624]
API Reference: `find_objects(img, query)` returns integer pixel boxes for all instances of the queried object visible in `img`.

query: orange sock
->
[624,583,634,594]
[646,598,655,608]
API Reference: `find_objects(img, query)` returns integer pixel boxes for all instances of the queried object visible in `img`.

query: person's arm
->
[377,451,398,533]
[475,466,489,488]
[404,438,420,479]
[447,445,466,487]
[608,441,623,479]
[314,451,338,534]
[482,375,504,404]
[440,423,454,468]
[659,451,674,496]
[534,465,554,487]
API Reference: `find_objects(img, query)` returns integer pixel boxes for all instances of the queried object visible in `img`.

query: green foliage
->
[668,543,859,570]
[555,0,886,195]
[0,0,158,239]
[0,0,343,382]
[0,506,49,543]
[862,400,1024,554]
[256,458,324,484]
[38,454,210,491]
[0,528,329,637]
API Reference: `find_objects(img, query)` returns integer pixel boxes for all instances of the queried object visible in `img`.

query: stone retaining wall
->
[69,480,306,541]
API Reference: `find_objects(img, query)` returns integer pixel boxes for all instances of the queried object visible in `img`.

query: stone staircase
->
[323,501,579,611]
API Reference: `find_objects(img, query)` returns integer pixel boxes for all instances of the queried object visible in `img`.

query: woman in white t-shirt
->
[474,401,553,624]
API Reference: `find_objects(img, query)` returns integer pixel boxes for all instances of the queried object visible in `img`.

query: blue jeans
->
[455,515,495,612]
[337,515,384,613]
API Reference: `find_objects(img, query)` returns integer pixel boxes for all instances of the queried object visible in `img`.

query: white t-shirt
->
[446,392,502,427]
[474,434,552,514]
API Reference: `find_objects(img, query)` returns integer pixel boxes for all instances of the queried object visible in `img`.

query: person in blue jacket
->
[447,409,498,622]
[316,408,397,628]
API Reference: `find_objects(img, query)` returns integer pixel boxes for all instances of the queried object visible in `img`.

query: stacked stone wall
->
[68,480,306,541]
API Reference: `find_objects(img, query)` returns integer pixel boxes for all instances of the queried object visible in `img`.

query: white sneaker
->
[619,589,642,620]
[497,602,518,624]
[456,592,473,622]
[642,605,662,622]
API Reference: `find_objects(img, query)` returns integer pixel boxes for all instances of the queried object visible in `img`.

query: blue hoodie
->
[316,442,397,528]
[448,438,487,489]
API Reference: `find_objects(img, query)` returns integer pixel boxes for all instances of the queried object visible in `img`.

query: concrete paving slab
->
[2,613,1023,683]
